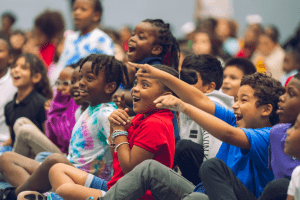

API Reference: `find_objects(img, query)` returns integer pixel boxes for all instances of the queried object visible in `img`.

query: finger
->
[124,108,129,113]
[120,92,125,101]
[153,96,165,104]
[119,109,130,120]
[113,112,130,124]
[109,117,122,125]
[128,62,148,70]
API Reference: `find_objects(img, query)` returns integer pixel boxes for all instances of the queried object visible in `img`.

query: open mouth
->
[132,96,140,102]
[71,91,81,98]
[12,75,21,80]
[276,105,284,114]
[235,113,243,121]
[79,90,89,96]
[128,44,136,54]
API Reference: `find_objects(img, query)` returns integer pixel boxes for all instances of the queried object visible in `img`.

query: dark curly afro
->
[241,72,286,125]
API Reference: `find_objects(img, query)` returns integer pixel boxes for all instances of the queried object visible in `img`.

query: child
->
[280,47,300,85]
[252,25,285,80]
[285,112,300,200]
[12,64,80,159]
[32,10,65,68]
[121,62,285,199]
[222,57,257,98]
[52,0,114,84]
[4,53,53,148]
[0,12,16,37]
[0,54,128,200]
[0,36,17,144]
[175,54,234,185]
[30,64,198,200]
[123,18,181,143]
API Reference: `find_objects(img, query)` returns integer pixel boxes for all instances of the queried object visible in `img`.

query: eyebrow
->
[240,94,249,98]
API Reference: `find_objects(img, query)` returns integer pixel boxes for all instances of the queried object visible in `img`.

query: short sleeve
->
[241,128,270,167]
[96,37,114,56]
[37,103,47,124]
[287,166,300,196]
[214,102,236,126]
[133,118,168,155]
[96,105,116,139]
[4,104,10,126]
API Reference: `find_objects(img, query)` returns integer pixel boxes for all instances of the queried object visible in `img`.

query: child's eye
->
[87,76,93,81]
[289,92,294,97]
[142,83,148,87]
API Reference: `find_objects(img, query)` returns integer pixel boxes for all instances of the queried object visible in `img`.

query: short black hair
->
[80,54,129,94]
[34,10,65,40]
[225,58,256,75]
[294,72,300,80]
[0,34,13,55]
[241,72,285,125]
[181,54,223,90]
[1,12,16,25]
[152,64,197,95]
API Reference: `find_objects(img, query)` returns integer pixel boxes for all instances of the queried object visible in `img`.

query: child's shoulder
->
[143,109,173,125]
[89,102,117,117]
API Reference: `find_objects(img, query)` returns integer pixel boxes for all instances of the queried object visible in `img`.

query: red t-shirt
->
[39,42,56,68]
[107,109,175,200]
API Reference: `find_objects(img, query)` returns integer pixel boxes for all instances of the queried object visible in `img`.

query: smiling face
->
[258,35,276,57]
[11,56,35,89]
[284,113,300,159]
[70,66,86,105]
[277,78,300,123]
[56,67,74,95]
[222,66,244,97]
[232,85,267,128]
[283,52,300,73]
[72,0,100,35]
[131,73,169,117]
[79,61,108,107]
[127,22,157,63]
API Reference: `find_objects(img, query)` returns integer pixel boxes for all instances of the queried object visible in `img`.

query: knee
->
[199,158,221,179]
[0,152,17,172]
[43,153,68,169]
[261,178,290,198]
[14,125,34,140]
[175,139,192,154]
[49,163,65,179]
[13,117,31,132]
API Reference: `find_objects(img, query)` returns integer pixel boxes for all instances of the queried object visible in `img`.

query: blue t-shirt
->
[214,103,274,198]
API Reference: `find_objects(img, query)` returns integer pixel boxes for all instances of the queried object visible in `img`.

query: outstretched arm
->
[130,62,216,115]
[155,95,250,150]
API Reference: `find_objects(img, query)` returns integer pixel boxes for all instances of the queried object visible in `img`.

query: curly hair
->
[79,54,129,93]
[241,72,285,125]
[13,53,53,99]
[34,10,65,41]
[142,19,180,71]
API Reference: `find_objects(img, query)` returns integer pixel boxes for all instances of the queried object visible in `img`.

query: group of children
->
[0,0,300,200]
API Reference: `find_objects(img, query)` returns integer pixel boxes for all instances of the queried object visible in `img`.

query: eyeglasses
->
[55,80,72,87]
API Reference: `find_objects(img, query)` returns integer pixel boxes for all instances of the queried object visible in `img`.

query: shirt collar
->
[14,90,37,106]
[138,57,162,65]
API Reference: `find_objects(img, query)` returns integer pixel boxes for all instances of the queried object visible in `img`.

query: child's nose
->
[232,101,239,109]
[279,93,286,102]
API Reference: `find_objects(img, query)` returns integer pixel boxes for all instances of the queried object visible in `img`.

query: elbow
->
[221,130,235,144]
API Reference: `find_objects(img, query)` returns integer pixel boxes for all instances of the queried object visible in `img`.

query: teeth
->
[73,91,80,96]
[235,114,242,119]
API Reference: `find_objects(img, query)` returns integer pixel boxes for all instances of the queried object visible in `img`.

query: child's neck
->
[0,68,8,79]
[80,24,97,36]
[81,103,89,113]
[89,96,112,107]
[16,85,34,103]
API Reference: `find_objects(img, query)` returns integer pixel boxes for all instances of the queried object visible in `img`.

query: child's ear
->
[31,73,42,84]
[162,91,173,96]
[92,11,101,23]
[205,82,216,93]
[261,103,273,117]
[105,82,117,94]
[151,45,163,56]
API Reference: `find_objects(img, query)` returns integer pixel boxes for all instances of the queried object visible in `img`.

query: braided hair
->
[79,54,129,93]
[142,19,180,71]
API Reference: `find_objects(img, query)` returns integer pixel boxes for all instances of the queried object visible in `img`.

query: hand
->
[112,92,126,110]
[44,99,52,111]
[154,95,186,113]
[128,62,163,80]
[108,108,131,130]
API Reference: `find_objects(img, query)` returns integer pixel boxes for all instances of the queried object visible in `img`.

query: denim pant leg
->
[200,158,257,200]
[98,160,195,200]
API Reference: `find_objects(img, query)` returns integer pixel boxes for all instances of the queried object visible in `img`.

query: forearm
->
[183,103,250,150]
[160,73,215,114]
[114,135,132,174]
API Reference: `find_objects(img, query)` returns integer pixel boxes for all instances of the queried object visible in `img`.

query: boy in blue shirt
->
[96,63,286,200]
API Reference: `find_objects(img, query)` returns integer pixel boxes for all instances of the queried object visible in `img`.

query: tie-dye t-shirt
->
[67,102,117,181]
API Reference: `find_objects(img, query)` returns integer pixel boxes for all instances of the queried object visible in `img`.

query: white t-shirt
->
[288,165,300,200]
[179,90,234,160]
[0,69,17,141]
